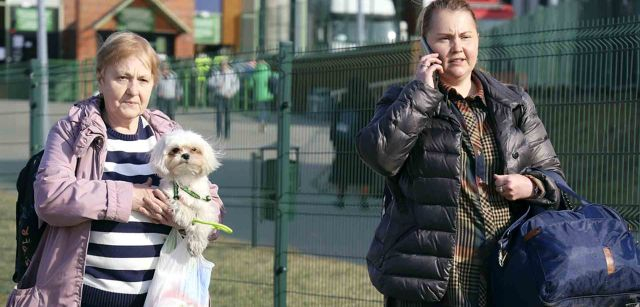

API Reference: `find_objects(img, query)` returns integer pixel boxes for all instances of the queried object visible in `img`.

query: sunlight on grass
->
[0,191,17,304]
[0,190,381,306]
[205,238,381,306]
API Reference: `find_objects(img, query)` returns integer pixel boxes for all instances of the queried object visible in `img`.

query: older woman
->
[358,0,563,306]
[7,32,223,307]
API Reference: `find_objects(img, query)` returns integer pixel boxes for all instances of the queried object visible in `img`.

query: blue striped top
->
[82,117,171,307]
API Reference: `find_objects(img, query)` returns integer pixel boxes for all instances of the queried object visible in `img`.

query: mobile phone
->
[420,36,433,55]
[420,37,439,85]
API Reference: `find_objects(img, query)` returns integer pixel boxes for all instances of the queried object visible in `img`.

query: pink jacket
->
[7,96,224,307]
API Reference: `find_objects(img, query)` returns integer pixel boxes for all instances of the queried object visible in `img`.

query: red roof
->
[468,1,514,19]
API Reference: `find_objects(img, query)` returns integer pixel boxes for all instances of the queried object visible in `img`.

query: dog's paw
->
[187,238,207,257]
[173,207,193,228]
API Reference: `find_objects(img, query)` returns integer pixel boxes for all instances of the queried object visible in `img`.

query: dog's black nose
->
[181,153,190,160]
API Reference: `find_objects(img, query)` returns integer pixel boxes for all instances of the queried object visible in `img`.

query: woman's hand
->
[132,179,175,225]
[415,54,443,89]
[494,174,535,201]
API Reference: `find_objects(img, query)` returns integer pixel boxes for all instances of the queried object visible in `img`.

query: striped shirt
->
[82,117,171,307]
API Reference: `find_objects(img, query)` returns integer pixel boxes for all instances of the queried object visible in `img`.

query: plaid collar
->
[440,75,485,105]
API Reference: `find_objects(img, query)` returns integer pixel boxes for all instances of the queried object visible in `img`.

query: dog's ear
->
[201,139,221,175]
[150,136,170,178]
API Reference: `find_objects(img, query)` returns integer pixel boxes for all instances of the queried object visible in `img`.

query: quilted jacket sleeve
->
[356,80,444,177]
[518,91,565,208]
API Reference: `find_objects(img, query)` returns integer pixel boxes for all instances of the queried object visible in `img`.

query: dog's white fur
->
[150,130,221,256]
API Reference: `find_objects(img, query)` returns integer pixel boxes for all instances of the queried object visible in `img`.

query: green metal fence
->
[480,16,640,234]
[0,15,639,307]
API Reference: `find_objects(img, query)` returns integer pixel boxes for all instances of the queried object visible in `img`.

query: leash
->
[173,182,212,202]
[192,219,233,234]
[172,182,233,234]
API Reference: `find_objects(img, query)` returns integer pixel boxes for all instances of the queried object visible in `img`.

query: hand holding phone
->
[417,37,442,89]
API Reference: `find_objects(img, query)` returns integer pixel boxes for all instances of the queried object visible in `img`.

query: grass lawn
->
[0,190,17,304]
[0,190,381,306]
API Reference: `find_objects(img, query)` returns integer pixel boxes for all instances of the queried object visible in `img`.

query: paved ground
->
[0,99,382,259]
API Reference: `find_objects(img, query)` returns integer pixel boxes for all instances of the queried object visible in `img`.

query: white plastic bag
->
[144,229,214,307]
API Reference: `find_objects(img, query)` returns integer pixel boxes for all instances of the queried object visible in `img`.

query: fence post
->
[29,59,47,155]
[274,41,293,307]
[251,152,258,247]
[183,69,190,112]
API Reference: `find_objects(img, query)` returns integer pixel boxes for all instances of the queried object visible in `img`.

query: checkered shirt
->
[441,76,513,307]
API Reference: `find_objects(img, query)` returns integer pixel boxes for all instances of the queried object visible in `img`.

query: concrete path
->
[0,99,382,259]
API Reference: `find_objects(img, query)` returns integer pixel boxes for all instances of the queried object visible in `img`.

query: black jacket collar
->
[472,69,524,110]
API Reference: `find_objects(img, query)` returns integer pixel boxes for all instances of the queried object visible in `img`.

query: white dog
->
[150,130,221,256]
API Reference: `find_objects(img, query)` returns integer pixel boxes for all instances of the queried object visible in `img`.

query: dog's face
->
[151,130,220,180]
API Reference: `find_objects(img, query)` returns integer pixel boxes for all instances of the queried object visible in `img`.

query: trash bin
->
[258,146,299,221]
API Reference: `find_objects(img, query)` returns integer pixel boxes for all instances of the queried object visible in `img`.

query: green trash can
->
[259,146,299,221]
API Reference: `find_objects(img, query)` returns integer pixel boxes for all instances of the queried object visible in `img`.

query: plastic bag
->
[144,229,214,307]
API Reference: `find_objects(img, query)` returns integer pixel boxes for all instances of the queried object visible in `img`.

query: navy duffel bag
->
[490,170,640,306]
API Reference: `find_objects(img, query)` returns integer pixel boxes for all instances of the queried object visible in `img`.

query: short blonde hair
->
[417,0,477,38]
[96,31,159,83]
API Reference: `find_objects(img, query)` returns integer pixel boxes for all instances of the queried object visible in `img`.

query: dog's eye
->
[170,148,180,154]
[191,147,200,153]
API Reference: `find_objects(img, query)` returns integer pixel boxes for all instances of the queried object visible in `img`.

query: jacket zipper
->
[79,135,106,304]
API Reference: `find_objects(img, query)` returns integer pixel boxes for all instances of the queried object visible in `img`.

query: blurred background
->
[0,0,637,61]
[0,0,639,306]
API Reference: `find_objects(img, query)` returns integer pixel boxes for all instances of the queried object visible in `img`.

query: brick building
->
[62,0,195,60]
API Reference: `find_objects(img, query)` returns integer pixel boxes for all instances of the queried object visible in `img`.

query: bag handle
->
[497,170,572,267]
[536,169,589,206]
[497,170,626,267]
[537,170,623,220]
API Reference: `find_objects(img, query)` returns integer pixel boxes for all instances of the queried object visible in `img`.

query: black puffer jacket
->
[357,70,564,302]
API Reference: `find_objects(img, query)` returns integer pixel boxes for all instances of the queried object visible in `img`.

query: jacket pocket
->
[7,286,42,307]
[367,200,416,269]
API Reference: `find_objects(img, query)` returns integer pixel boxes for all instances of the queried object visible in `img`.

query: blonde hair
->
[417,0,477,38]
[96,31,159,83]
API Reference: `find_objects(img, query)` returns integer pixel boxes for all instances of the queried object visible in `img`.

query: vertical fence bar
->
[251,152,258,247]
[183,69,190,112]
[274,41,293,307]
[29,59,46,155]
[37,0,49,148]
